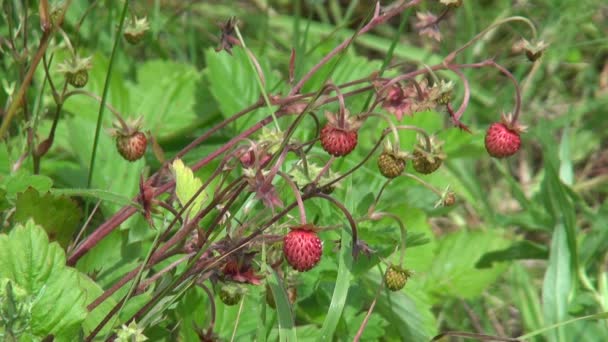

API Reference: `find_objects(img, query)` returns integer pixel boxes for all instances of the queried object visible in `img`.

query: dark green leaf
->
[14,187,82,248]
[476,240,548,268]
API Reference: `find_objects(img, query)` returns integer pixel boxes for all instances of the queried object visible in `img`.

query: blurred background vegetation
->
[1,0,608,340]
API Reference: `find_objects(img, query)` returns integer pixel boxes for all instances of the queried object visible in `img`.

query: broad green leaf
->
[542,223,572,342]
[0,220,87,340]
[203,47,282,130]
[366,271,437,341]
[2,172,53,199]
[127,59,201,139]
[78,273,118,337]
[14,187,82,248]
[171,159,209,219]
[423,229,510,301]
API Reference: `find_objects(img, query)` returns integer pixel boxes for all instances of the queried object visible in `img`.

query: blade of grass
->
[51,188,138,207]
[266,267,297,342]
[319,178,354,341]
[518,312,608,340]
[541,223,571,342]
[86,0,129,188]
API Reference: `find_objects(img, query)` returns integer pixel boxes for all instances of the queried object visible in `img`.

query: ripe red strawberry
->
[283,225,322,272]
[377,151,406,178]
[484,114,525,158]
[319,110,361,157]
[384,265,411,291]
[116,131,147,161]
[320,124,358,157]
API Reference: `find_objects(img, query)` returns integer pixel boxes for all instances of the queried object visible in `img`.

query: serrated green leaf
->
[424,229,510,300]
[14,187,82,248]
[0,220,87,340]
[171,159,208,219]
[2,172,53,199]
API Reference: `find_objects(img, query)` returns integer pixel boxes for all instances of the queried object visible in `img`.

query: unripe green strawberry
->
[66,69,89,88]
[124,17,150,45]
[384,265,411,291]
[412,135,446,174]
[283,224,322,272]
[116,131,147,162]
[219,284,243,306]
[57,55,92,88]
[377,151,406,178]
[412,150,442,174]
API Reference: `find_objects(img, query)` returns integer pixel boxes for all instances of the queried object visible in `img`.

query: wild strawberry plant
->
[2,0,605,341]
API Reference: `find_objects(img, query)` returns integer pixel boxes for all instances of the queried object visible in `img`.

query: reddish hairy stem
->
[289,0,422,95]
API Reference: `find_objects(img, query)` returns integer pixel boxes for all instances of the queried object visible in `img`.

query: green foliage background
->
[1,0,607,340]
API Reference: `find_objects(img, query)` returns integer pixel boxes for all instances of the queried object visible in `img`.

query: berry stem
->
[86,0,130,189]
[289,0,422,95]
[368,179,393,215]
[446,66,470,121]
[57,27,76,58]
[312,156,335,185]
[361,112,401,152]
[277,171,307,225]
[324,82,347,127]
[443,16,538,65]
[489,61,522,124]
[313,193,359,257]
[394,125,432,151]
[233,25,282,132]
[63,89,130,131]
[402,172,443,196]
[372,212,407,266]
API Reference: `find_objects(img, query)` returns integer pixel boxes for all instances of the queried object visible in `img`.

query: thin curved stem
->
[63,89,128,130]
[394,125,432,151]
[86,0,129,188]
[447,66,470,121]
[373,212,407,265]
[312,193,358,257]
[324,82,347,126]
[444,16,538,64]
[277,171,307,225]
[360,112,401,151]
[402,172,442,196]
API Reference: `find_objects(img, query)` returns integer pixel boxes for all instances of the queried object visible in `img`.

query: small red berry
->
[116,131,147,162]
[283,225,322,272]
[320,124,358,157]
[484,122,522,158]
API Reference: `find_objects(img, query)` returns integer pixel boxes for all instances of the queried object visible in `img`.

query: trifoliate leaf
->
[14,187,82,248]
[0,220,87,339]
[171,159,209,219]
